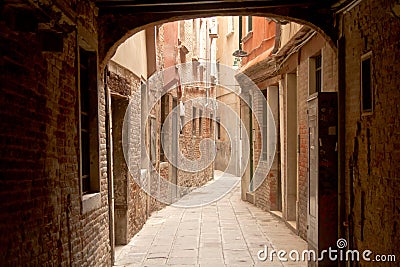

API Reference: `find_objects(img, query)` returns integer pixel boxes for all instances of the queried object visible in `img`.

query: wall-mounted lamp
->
[232,49,248,57]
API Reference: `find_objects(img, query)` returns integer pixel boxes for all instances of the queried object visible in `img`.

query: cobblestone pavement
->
[114,176,307,267]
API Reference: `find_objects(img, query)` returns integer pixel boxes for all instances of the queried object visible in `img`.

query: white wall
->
[112,30,148,79]
[280,22,302,48]
[216,16,239,68]
[215,16,241,176]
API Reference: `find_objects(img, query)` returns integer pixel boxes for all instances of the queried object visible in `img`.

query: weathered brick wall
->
[254,169,274,211]
[0,1,111,265]
[156,21,171,185]
[108,60,149,245]
[149,162,167,213]
[179,19,194,63]
[156,93,175,206]
[159,163,169,180]
[252,92,276,211]
[108,61,140,96]
[235,77,278,211]
[143,23,169,214]
[215,141,231,171]
[297,57,309,240]
[111,89,129,244]
[159,20,216,195]
[178,86,214,191]
[342,0,400,258]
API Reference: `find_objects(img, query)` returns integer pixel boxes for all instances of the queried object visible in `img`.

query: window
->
[227,16,234,35]
[216,117,221,139]
[199,65,204,82]
[150,116,157,164]
[192,59,199,80]
[199,109,203,136]
[262,92,268,161]
[209,17,218,37]
[192,107,197,136]
[179,42,189,64]
[246,16,253,33]
[309,53,322,95]
[315,55,322,93]
[140,82,148,168]
[79,47,99,195]
[210,113,213,134]
[160,95,169,162]
[361,52,373,114]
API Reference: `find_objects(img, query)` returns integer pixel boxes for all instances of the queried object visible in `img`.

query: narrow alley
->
[1,1,400,267]
[114,172,307,267]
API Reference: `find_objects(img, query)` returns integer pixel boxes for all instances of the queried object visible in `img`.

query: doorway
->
[285,72,298,223]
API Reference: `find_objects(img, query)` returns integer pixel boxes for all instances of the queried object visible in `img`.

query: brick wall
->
[252,91,277,211]
[158,20,216,197]
[296,56,309,239]
[342,0,400,257]
[156,93,176,206]
[215,141,231,171]
[178,86,215,192]
[0,1,111,265]
[108,60,149,245]
[236,72,279,212]
[111,95,129,245]
[179,19,194,63]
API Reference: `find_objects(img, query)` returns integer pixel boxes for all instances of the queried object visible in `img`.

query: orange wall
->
[162,22,179,86]
[163,22,178,68]
[242,17,276,64]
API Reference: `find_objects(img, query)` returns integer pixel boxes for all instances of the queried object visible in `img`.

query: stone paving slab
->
[114,173,307,267]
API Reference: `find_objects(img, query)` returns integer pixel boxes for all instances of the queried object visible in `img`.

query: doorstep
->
[269,210,298,235]
[246,191,255,204]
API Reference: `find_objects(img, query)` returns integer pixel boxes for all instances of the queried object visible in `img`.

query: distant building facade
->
[214,16,242,177]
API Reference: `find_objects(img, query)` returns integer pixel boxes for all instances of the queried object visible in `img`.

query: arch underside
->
[96,0,348,67]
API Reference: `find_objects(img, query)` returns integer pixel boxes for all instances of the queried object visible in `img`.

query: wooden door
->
[307,100,318,255]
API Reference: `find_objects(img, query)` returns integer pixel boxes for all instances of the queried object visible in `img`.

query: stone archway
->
[95,0,343,68]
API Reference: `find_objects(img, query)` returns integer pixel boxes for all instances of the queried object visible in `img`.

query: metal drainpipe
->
[104,66,115,264]
[249,94,254,191]
[272,22,281,54]
[239,16,242,49]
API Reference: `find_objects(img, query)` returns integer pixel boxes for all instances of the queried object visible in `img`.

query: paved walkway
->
[114,175,307,267]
